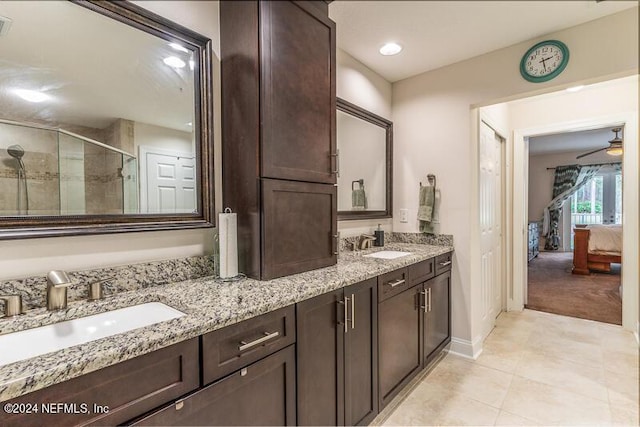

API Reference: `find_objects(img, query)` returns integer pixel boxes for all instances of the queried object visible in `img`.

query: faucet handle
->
[0,295,24,317]
[48,270,72,288]
[88,277,115,301]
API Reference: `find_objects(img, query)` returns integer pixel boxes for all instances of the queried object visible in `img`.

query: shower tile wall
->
[84,143,124,214]
[0,123,60,216]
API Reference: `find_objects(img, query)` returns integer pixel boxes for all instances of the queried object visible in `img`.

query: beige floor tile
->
[425,355,512,408]
[502,376,612,425]
[494,410,539,426]
[610,403,639,426]
[431,393,500,426]
[600,330,639,356]
[604,349,640,378]
[382,394,440,426]
[515,350,609,402]
[525,332,605,368]
[477,330,526,373]
[605,370,640,407]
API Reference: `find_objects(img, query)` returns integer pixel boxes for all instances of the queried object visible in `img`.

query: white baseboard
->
[448,336,483,359]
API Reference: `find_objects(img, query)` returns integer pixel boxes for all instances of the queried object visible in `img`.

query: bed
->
[572,224,622,275]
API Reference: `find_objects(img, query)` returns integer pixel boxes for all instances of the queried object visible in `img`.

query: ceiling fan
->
[576,127,623,159]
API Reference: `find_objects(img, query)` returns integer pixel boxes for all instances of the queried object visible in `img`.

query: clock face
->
[520,40,569,83]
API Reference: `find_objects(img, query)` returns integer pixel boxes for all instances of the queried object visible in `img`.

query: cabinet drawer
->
[0,339,199,427]
[133,345,297,426]
[435,252,453,275]
[408,258,435,286]
[202,305,296,384]
[377,267,409,302]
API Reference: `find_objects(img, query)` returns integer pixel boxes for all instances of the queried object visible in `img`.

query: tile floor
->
[382,309,639,426]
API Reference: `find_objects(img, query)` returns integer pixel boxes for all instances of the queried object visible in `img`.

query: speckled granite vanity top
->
[0,242,452,402]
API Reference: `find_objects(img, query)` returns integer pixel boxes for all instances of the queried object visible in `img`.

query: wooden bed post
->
[572,228,590,275]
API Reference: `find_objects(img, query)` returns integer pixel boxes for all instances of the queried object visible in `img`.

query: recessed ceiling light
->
[566,85,585,93]
[13,88,50,103]
[169,42,189,53]
[163,56,186,68]
[379,42,402,56]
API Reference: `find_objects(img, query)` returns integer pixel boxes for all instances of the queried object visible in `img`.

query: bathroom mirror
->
[337,98,392,220]
[0,1,214,239]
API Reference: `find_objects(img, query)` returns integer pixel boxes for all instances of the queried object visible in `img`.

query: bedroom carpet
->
[526,251,621,325]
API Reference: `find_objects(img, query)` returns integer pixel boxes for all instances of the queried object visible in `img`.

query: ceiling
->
[529,127,619,156]
[329,1,638,82]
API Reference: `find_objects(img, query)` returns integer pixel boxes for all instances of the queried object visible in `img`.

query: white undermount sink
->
[363,250,412,260]
[0,302,185,367]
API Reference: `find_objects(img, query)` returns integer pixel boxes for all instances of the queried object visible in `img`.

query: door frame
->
[138,145,196,213]
[511,112,638,331]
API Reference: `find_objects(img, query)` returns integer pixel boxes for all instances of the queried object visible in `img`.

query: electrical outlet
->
[400,208,408,223]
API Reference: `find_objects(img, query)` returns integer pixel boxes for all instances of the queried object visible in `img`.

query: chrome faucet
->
[0,295,23,317]
[358,234,377,250]
[46,270,73,311]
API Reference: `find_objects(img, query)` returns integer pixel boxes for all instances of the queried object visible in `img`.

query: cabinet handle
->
[333,233,339,255]
[439,260,452,267]
[428,287,432,312]
[238,331,280,351]
[387,279,405,288]
[338,297,349,333]
[175,400,184,411]
[419,290,427,312]
[330,150,340,176]
[350,293,355,330]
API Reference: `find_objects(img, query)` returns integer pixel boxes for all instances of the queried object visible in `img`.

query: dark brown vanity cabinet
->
[422,270,451,365]
[133,345,297,426]
[378,269,423,409]
[296,278,378,426]
[221,0,337,280]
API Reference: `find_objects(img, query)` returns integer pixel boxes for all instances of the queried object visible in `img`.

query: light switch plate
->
[400,208,408,223]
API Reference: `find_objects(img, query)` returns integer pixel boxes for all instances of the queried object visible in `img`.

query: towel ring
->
[420,174,437,188]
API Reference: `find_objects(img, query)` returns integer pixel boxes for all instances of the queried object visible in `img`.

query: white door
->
[143,150,196,214]
[480,121,504,339]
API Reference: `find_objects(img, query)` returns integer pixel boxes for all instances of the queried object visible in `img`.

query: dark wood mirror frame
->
[0,0,214,240]
[337,98,393,221]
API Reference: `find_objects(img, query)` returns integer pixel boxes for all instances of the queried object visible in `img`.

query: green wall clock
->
[520,40,569,83]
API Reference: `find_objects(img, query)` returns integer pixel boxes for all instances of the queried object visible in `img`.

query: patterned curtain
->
[543,164,603,250]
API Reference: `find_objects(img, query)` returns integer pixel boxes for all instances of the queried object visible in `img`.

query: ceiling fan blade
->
[576,147,607,159]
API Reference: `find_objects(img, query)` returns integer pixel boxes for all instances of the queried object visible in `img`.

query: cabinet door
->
[344,278,378,426]
[296,289,344,426]
[423,271,451,364]
[132,345,296,426]
[262,179,337,280]
[260,0,336,184]
[378,285,422,409]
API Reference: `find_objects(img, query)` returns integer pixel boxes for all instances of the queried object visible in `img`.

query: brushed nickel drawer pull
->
[350,294,355,330]
[387,279,405,288]
[419,290,427,312]
[428,287,432,312]
[330,150,340,176]
[439,260,452,267]
[175,400,184,411]
[239,331,280,351]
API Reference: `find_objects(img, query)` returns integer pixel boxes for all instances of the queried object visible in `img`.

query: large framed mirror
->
[337,98,392,220]
[0,0,213,239]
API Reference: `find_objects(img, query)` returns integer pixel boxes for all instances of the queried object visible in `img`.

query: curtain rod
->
[546,161,621,170]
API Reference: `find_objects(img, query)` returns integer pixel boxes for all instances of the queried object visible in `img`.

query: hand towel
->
[418,184,436,233]
[352,180,367,210]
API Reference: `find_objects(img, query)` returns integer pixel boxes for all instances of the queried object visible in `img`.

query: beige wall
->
[392,8,638,349]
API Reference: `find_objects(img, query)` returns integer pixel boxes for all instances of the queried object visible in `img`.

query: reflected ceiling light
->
[163,56,186,68]
[379,42,402,56]
[566,85,584,93]
[186,122,193,127]
[13,88,50,103]
[169,42,189,53]
[189,59,195,71]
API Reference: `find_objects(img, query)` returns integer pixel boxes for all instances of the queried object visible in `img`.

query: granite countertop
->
[0,242,452,402]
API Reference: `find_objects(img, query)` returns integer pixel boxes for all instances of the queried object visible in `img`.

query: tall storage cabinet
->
[221,0,337,280]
